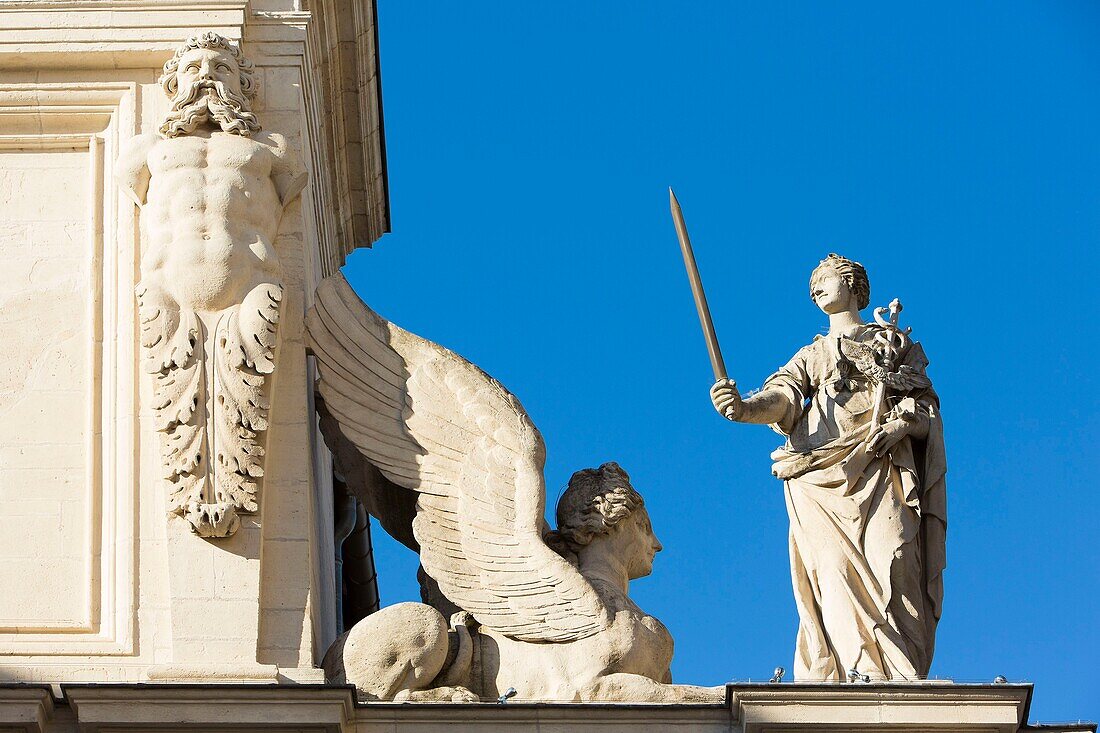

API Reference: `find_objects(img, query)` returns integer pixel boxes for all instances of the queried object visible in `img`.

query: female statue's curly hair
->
[809,253,870,311]
[545,462,643,560]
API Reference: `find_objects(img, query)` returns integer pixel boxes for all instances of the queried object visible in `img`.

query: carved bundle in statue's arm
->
[839,337,932,392]
[840,336,935,438]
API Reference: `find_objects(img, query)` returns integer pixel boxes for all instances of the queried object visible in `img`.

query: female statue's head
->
[547,462,662,578]
[809,253,870,314]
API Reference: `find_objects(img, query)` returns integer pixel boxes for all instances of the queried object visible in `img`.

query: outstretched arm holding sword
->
[669,190,947,684]
[669,187,791,426]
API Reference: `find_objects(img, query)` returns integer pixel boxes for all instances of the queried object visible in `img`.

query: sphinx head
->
[159,32,261,138]
[549,462,663,579]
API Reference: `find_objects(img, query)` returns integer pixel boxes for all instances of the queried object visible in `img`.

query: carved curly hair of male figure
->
[159,31,257,99]
[158,32,260,138]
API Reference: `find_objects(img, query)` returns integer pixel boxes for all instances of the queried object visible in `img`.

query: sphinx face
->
[624,506,663,580]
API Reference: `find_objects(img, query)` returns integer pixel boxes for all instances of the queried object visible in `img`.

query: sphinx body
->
[307,274,722,703]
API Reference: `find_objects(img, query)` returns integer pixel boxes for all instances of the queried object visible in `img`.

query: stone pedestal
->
[729,683,1033,733]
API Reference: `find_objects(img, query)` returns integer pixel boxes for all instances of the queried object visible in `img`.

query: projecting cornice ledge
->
[297,0,390,267]
[0,1,248,70]
[0,686,53,733]
[0,683,1092,732]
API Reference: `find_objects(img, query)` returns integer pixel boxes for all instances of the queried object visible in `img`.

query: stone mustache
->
[307,274,722,703]
[116,33,307,537]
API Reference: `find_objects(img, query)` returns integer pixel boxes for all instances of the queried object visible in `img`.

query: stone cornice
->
[64,684,355,732]
[0,682,1082,732]
[0,687,53,733]
[728,682,1035,733]
[0,2,249,68]
[296,0,390,266]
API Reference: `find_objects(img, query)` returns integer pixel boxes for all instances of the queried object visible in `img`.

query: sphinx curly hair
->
[809,253,870,311]
[545,462,643,559]
[159,32,257,101]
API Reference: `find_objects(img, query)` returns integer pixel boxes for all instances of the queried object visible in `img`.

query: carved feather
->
[839,337,887,381]
[307,273,611,643]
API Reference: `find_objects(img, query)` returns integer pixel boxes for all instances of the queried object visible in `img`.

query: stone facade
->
[0,0,385,681]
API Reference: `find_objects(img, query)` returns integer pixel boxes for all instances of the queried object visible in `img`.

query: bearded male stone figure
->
[116,32,307,537]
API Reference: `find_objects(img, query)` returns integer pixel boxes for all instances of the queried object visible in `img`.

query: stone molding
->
[0,683,1089,733]
[296,0,389,267]
[0,2,249,70]
[0,687,53,733]
[0,81,138,657]
[64,685,354,732]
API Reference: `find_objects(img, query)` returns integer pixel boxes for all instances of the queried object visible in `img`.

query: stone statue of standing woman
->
[710,254,947,681]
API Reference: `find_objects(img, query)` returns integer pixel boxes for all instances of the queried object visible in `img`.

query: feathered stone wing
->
[306,274,610,643]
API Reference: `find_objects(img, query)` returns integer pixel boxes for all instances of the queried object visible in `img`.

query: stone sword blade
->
[669,187,728,381]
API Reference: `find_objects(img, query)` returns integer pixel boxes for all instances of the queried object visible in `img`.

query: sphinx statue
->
[306,274,722,702]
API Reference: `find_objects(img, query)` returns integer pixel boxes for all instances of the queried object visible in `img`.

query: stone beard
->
[115,32,307,538]
[160,78,260,138]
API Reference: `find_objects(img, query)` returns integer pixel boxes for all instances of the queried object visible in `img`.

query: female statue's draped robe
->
[763,325,946,681]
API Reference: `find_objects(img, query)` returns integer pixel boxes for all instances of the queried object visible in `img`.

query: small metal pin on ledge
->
[847,668,871,684]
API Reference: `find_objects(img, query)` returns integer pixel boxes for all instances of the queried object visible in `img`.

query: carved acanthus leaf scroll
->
[212,284,283,514]
[139,289,206,511]
[138,284,283,538]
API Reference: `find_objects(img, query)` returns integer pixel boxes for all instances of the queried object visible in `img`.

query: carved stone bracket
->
[119,32,306,538]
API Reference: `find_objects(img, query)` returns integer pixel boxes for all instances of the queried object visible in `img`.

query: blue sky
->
[344,1,1099,719]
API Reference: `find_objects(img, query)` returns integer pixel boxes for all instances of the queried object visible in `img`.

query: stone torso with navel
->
[141,129,284,313]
